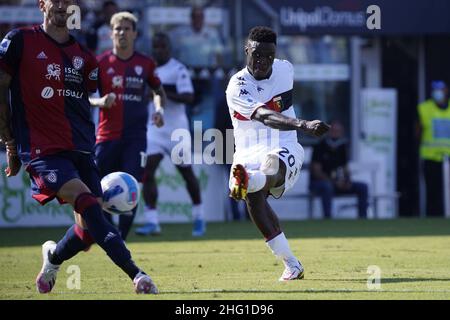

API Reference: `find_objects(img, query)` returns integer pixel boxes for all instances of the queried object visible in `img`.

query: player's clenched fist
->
[300,120,330,137]
[4,142,21,177]
[152,111,164,128]
[102,92,117,109]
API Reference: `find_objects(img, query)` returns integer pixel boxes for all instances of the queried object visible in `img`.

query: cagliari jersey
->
[148,58,193,134]
[225,59,299,161]
[96,50,161,142]
[0,26,98,164]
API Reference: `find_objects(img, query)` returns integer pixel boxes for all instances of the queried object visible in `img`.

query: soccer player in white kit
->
[227,26,330,281]
[136,33,206,237]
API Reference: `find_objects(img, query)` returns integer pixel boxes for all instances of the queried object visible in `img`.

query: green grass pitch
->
[1,218,450,300]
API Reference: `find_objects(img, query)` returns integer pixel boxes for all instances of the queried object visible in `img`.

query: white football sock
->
[247,170,267,193]
[143,208,159,225]
[192,204,204,220]
[266,232,297,264]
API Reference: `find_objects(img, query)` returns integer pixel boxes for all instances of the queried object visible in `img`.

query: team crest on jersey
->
[72,56,84,70]
[107,67,115,75]
[134,65,143,76]
[268,96,283,112]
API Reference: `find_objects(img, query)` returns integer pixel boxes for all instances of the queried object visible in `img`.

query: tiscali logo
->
[41,86,54,99]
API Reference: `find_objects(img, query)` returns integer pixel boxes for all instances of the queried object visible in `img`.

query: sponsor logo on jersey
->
[239,89,249,96]
[72,56,84,70]
[134,65,143,76]
[45,63,61,81]
[118,93,142,102]
[36,51,48,59]
[0,39,11,54]
[126,76,144,89]
[57,89,84,99]
[64,67,82,84]
[45,171,57,184]
[112,75,123,88]
[107,67,115,74]
[41,86,54,99]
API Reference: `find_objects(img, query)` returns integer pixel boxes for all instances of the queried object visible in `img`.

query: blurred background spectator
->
[309,120,369,219]
[417,81,450,217]
[169,5,224,68]
[85,0,119,54]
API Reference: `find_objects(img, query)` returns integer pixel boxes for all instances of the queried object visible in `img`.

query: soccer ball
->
[101,172,140,215]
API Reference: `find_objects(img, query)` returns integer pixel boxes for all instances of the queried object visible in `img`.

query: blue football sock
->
[103,210,114,225]
[50,224,92,265]
[76,193,140,280]
[118,206,137,240]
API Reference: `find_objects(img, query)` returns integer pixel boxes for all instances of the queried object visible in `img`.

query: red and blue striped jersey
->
[0,25,98,164]
[96,51,161,143]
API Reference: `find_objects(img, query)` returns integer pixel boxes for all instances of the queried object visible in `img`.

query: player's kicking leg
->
[230,152,304,281]
[37,178,158,294]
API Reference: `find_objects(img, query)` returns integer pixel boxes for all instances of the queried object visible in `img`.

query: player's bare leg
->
[230,156,304,281]
[176,165,206,236]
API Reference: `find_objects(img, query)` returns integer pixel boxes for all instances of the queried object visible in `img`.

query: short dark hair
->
[153,32,171,45]
[103,1,117,9]
[191,5,204,17]
[248,26,277,45]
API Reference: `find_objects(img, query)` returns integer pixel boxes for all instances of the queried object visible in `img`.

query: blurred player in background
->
[92,12,166,240]
[86,0,119,55]
[135,32,206,237]
[226,26,329,280]
[0,0,157,294]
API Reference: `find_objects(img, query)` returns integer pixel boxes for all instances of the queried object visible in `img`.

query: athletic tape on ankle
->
[265,230,282,242]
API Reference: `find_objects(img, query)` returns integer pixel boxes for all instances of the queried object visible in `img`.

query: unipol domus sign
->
[271,0,450,35]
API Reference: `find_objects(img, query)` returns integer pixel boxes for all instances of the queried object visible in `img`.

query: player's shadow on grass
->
[1,219,450,247]
[379,278,450,284]
[321,278,450,283]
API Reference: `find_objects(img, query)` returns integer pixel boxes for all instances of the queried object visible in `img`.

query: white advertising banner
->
[360,88,398,218]
[0,154,225,228]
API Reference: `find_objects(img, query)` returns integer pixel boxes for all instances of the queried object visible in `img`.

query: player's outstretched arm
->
[252,106,330,137]
[0,69,21,177]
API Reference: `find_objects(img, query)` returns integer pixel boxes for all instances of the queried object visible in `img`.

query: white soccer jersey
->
[147,58,193,156]
[225,59,299,163]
